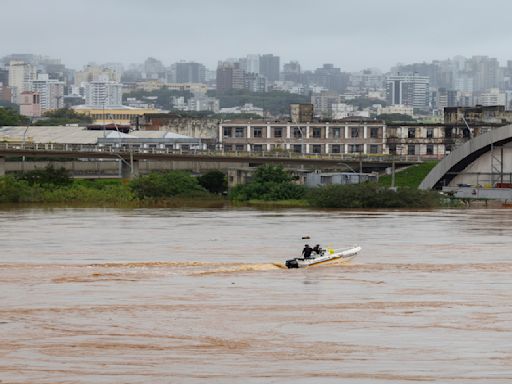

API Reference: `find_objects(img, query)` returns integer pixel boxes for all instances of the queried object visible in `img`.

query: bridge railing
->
[0,142,423,163]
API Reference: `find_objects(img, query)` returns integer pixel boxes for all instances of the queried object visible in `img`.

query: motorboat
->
[285,246,361,269]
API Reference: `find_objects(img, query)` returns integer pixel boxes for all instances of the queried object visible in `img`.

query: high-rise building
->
[385,74,430,111]
[244,72,267,92]
[174,62,206,83]
[246,54,260,74]
[311,91,342,117]
[143,57,166,80]
[282,61,301,83]
[469,56,501,92]
[290,103,313,123]
[259,54,280,82]
[0,69,8,87]
[84,80,123,107]
[312,64,348,92]
[75,64,121,86]
[8,61,36,103]
[216,61,244,92]
[30,74,65,112]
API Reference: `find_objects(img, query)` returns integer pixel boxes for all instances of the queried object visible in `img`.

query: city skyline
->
[2,0,512,71]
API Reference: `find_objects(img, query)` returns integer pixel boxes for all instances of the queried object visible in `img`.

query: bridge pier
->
[0,157,4,177]
[120,156,140,179]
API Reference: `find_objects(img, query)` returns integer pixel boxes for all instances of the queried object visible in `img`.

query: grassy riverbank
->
[378,161,439,188]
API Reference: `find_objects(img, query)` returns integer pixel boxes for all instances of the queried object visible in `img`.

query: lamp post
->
[22,122,30,173]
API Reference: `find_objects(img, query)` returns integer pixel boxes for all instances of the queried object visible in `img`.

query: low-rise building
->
[219,119,386,154]
[219,104,264,117]
[305,171,378,187]
[73,105,161,125]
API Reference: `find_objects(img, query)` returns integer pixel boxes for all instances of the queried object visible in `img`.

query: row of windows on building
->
[222,126,382,139]
[222,143,442,156]
[91,113,138,120]
[222,143,382,154]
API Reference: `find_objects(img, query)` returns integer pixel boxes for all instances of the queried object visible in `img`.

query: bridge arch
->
[419,124,512,190]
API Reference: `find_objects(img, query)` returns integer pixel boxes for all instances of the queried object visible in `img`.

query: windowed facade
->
[312,144,322,154]
[252,144,263,152]
[370,127,379,138]
[351,127,360,138]
[234,127,244,138]
[348,144,363,153]
[312,128,322,138]
[273,127,283,138]
[331,144,342,153]
[293,144,302,153]
[408,128,416,139]
[369,144,379,154]
[426,128,433,139]
[223,127,232,138]
[293,127,303,138]
[253,127,262,138]
[388,144,397,155]
[331,127,341,138]
[426,144,434,155]
[408,144,416,155]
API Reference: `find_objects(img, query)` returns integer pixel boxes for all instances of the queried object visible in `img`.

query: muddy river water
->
[1,207,512,383]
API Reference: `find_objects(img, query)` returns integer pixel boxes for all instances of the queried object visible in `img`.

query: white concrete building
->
[385,74,430,111]
[478,88,506,107]
[378,104,414,117]
[30,74,65,112]
[84,80,123,107]
[220,104,264,116]
[8,61,36,103]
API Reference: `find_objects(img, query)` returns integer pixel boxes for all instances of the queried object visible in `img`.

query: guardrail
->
[0,142,424,163]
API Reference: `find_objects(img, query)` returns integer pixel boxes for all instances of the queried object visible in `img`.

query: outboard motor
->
[285,258,299,269]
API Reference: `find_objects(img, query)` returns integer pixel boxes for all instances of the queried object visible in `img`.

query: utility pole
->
[391,160,396,189]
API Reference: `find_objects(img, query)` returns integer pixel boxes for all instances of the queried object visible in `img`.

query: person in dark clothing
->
[302,244,313,259]
[313,244,323,255]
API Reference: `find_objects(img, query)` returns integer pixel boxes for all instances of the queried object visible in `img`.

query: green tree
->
[129,171,207,199]
[0,107,29,126]
[253,165,292,184]
[17,164,72,187]
[33,108,93,126]
[208,89,310,116]
[306,183,440,208]
[229,165,306,201]
[0,176,37,203]
[376,113,416,123]
[198,170,227,194]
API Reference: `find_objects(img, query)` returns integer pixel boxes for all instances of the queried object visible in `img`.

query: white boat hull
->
[285,246,361,269]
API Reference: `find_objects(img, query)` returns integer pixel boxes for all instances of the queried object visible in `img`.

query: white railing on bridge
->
[0,142,424,163]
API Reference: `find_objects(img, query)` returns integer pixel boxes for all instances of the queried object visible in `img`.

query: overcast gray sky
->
[2,0,512,71]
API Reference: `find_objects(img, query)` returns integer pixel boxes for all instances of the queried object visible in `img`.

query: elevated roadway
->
[0,143,422,177]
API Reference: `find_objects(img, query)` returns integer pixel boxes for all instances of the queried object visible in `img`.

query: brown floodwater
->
[1,207,512,383]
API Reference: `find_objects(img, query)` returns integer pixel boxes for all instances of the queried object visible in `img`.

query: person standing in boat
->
[302,244,313,259]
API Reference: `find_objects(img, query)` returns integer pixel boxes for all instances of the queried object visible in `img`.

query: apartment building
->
[30,74,65,112]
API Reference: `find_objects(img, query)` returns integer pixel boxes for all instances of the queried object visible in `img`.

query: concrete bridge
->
[420,124,512,190]
[0,143,422,178]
